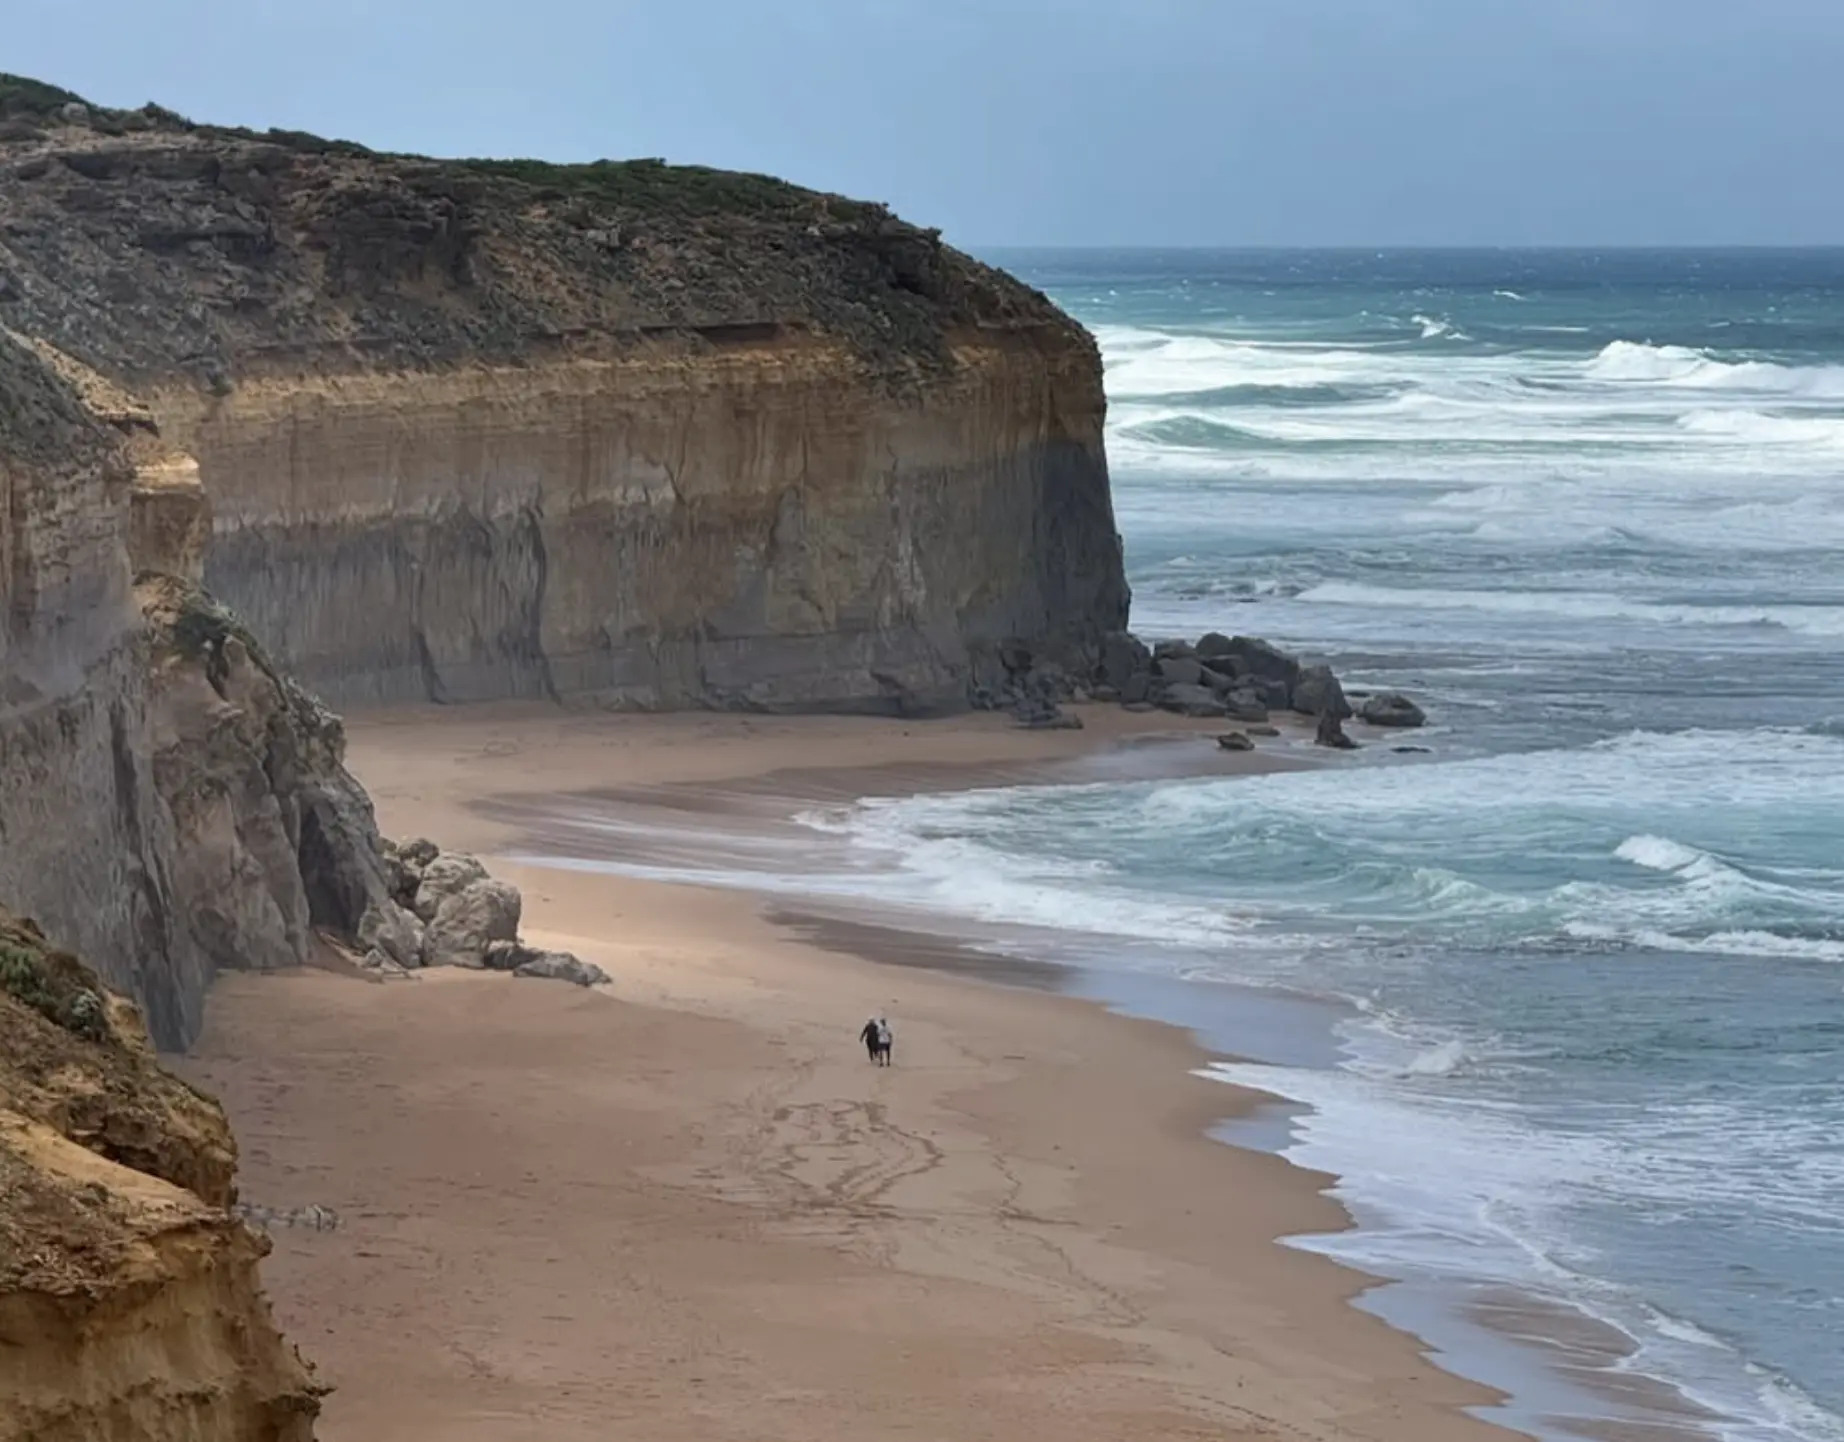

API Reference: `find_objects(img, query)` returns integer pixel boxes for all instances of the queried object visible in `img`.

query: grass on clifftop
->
[452,156,881,222]
[1,72,882,225]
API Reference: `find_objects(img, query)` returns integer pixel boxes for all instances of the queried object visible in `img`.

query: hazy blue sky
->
[11,0,1844,247]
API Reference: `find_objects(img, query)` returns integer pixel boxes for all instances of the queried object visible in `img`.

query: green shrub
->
[0,74,86,121]
[454,155,878,222]
[0,938,107,1042]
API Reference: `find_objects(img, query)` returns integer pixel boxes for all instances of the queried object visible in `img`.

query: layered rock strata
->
[0,907,320,1442]
[0,85,1128,712]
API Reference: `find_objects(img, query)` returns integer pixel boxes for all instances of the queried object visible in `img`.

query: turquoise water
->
[511,251,1844,1439]
[852,252,1844,1440]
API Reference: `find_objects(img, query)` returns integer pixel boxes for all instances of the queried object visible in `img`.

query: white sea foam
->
[1403,1038,1468,1076]
[1587,340,1844,398]
[1616,834,1719,874]
[1291,581,1844,637]
[1412,312,1465,340]
[1565,924,1844,965]
[1200,1052,1844,1442]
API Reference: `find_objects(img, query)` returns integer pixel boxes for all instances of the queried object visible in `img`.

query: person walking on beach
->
[875,1017,893,1067]
[860,1016,881,1063]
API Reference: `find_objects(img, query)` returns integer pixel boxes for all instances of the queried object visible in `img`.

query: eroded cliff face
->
[159,333,1113,710]
[0,325,419,1050]
[0,908,320,1441]
[0,93,1127,710]
[0,325,207,1046]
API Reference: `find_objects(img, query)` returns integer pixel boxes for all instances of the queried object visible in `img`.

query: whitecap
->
[1404,1038,1468,1076]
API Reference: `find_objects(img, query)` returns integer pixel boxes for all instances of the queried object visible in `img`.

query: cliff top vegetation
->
[0,74,1078,389]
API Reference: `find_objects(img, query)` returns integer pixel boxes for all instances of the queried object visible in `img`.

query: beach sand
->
[179,705,1519,1442]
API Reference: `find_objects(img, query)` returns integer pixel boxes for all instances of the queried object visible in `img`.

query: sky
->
[10,0,1844,248]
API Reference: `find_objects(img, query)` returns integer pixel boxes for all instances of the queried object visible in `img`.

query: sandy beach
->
[179,705,1519,1442]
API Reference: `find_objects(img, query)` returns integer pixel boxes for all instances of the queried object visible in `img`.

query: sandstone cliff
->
[0,907,320,1441]
[0,321,420,1049]
[0,76,1127,711]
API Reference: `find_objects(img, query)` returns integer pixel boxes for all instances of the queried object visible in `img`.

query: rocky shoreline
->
[979,628,1427,748]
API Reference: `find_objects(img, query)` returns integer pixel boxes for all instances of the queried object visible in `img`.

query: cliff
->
[0,77,1127,711]
[0,321,421,1050]
[0,907,320,1441]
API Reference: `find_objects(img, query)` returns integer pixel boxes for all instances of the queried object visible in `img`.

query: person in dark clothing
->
[859,1017,881,1062]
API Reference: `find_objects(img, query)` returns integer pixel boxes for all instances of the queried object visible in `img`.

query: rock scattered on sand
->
[375,838,605,987]
[1316,710,1358,750]
[1216,732,1255,752]
[513,951,612,987]
[424,879,522,969]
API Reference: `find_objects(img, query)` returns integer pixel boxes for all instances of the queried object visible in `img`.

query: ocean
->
[530,250,1844,1440]
[960,249,1844,1441]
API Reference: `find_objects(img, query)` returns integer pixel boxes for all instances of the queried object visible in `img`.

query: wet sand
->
[179,704,1521,1442]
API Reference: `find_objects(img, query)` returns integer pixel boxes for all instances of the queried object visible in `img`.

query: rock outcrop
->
[0,906,320,1441]
[979,623,1401,749]
[0,320,431,1047]
[381,836,610,985]
[0,79,1128,714]
[138,573,425,981]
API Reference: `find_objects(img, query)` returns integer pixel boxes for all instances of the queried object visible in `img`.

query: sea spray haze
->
[834,250,1844,1442]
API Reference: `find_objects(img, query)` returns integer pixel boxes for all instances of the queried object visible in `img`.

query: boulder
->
[482,939,530,972]
[1120,670,1152,705]
[423,879,522,969]
[1099,631,1152,691]
[412,852,490,923]
[357,900,425,969]
[1157,683,1229,718]
[1221,689,1271,723]
[1358,692,1427,728]
[1196,631,1238,660]
[1090,684,1121,704]
[514,951,611,987]
[1153,638,1198,662]
[1153,656,1204,688]
[381,850,422,909]
[1216,731,1255,752]
[397,837,440,868]
[1198,665,1238,694]
[1245,724,1281,737]
[1215,636,1302,689]
[1254,678,1293,710]
[1291,664,1352,720]
[1315,711,1358,750]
